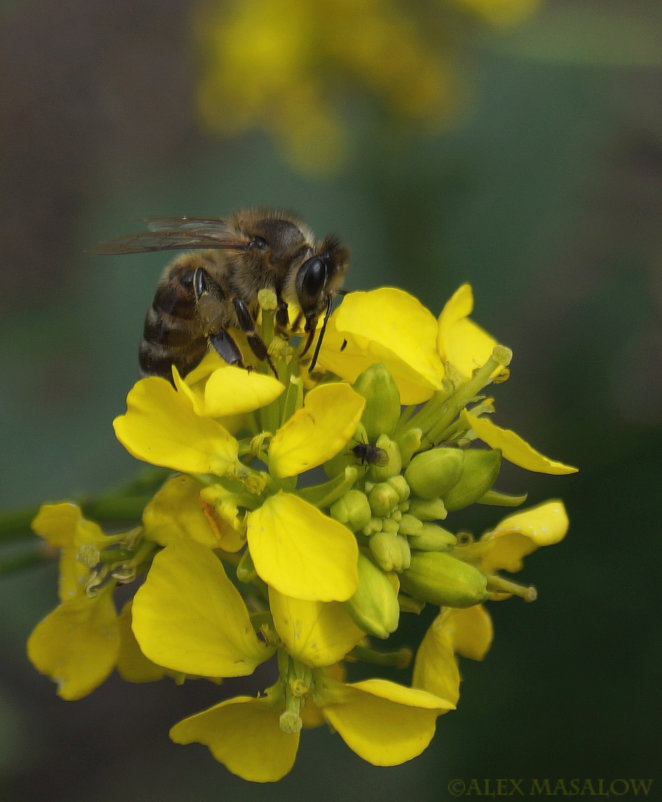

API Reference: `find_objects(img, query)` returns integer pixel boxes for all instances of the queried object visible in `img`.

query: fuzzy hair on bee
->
[93,208,349,381]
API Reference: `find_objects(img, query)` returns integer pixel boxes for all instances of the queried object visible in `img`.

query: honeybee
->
[94,209,349,380]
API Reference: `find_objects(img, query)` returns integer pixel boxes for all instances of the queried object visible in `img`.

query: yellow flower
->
[142,475,221,549]
[172,360,284,418]
[170,671,453,781]
[480,500,569,575]
[319,677,454,766]
[113,376,239,476]
[27,585,120,701]
[194,0,453,173]
[438,283,503,380]
[450,0,540,27]
[413,605,493,704]
[170,688,300,783]
[463,410,578,475]
[32,502,111,602]
[316,288,444,404]
[268,382,365,477]
[268,587,365,666]
[116,600,166,684]
[131,538,275,677]
[193,0,538,173]
[26,503,148,698]
[247,493,358,602]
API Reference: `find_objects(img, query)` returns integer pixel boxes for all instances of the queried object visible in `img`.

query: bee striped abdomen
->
[139,265,207,380]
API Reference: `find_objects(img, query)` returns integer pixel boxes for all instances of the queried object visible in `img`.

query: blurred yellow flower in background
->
[193,0,541,172]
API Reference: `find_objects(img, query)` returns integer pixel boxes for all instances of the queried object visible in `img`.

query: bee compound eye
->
[298,257,328,307]
[250,236,268,250]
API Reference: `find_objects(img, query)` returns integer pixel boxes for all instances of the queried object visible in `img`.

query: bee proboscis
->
[93,209,349,380]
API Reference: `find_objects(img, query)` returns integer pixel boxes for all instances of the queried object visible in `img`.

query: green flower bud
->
[386,474,410,502]
[329,489,372,532]
[368,482,400,517]
[362,517,383,535]
[382,517,400,534]
[399,552,488,607]
[369,531,411,572]
[407,523,457,551]
[443,449,502,511]
[344,553,400,639]
[407,497,448,521]
[353,364,401,441]
[397,513,423,536]
[368,435,402,481]
[404,448,464,500]
[397,427,423,467]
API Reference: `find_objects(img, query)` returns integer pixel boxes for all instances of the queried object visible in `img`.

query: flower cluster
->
[194,0,541,172]
[28,283,575,781]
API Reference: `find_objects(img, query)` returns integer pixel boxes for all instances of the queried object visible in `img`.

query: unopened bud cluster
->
[324,363,517,639]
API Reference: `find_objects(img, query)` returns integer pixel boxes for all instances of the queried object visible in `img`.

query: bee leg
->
[209,329,245,368]
[275,291,289,330]
[232,297,278,377]
[193,267,245,368]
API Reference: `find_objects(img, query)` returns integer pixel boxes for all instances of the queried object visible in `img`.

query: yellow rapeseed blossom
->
[171,671,454,781]
[27,281,575,781]
[192,0,541,172]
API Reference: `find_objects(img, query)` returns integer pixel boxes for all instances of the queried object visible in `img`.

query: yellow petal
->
[173,363,284,417]
[268,587,364,667]
[32,503,91,547]
[463,411,578,475]
[268,383,365,478]
[113,377,238,475]
[142,475,219,548]
[481,500,569,573]
[448,604,494,660]
[26,588,119,701]
[315,289,444,404]
[322,678,453,765]
[56,547,89,603]
[170,695,299,782]
[32,504,113,602]
[116,600,166,683]
[247,493,358,601]
[438,284,501,378]
[132,538,274,676]
[199,484,246,552]
[412,611,461,706]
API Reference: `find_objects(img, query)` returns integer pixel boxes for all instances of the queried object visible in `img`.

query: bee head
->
[295,237,349,324]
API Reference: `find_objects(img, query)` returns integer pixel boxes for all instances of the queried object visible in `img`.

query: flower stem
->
[0,543,50,576]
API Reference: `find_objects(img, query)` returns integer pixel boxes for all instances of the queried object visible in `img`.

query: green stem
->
[80,496,150,523]
[0,544,50,577]
[0,509,38,543]
[485,573,538,602]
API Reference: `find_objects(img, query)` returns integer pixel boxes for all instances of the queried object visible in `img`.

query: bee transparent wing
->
[141,217,229,235]
[92,218,247,254]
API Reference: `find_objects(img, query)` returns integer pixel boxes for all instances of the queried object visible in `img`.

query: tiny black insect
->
[351,442,388,467]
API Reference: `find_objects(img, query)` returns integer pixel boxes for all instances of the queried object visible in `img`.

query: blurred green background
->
[1,0,660,799]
